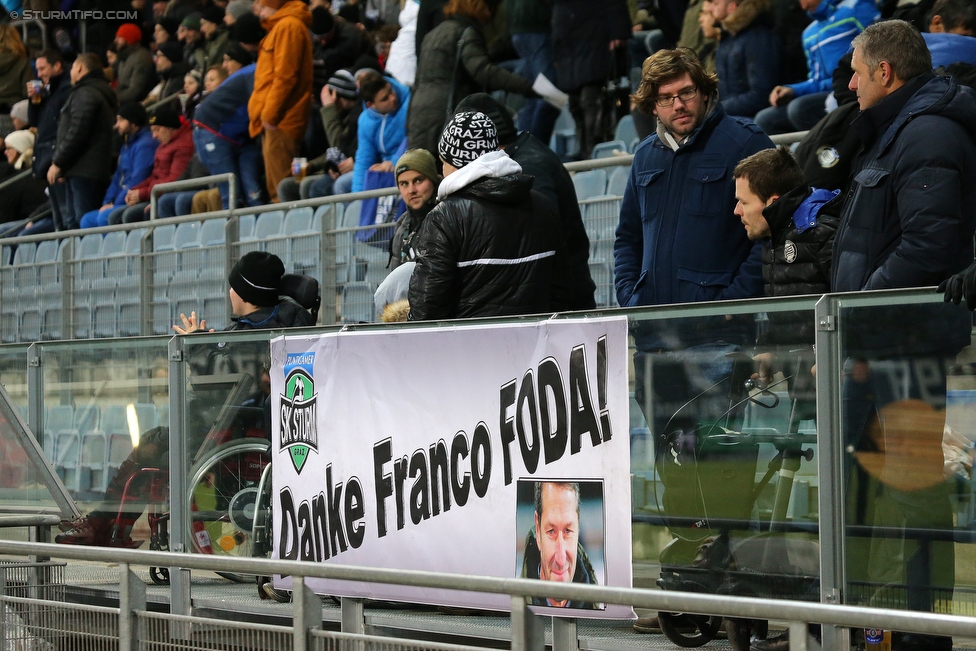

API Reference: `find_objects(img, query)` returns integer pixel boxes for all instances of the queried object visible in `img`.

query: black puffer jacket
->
[551,0,631,91]
[505,131,595,310]
[53,69,118,181]
[831,73,976,292]
[28,72,72,180]
[408,170,564,320]
[407,15,534,156]
[761,186,840,297]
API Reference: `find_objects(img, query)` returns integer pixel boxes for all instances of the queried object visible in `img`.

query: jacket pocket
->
[636,169,665,222]
[848,167,889,232]
[686,165,728,216]
[677,266,733,302]
[627,270,648,306]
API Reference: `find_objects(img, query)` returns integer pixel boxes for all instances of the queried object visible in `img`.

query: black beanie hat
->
[118,101,148,127]
[311,6,335,36]
[454,93,517,145]
[438,111,498,169]
[229,251,284,307]
[223,41,253,66]
[149,105,182,128]
[233,13,267,46]
[200,4,225,25]
[158,16,181,38]
[156,40,184,63]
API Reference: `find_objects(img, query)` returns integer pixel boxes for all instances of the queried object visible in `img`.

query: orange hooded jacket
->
[247,0,314,140]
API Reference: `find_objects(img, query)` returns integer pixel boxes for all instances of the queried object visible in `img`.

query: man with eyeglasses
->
[614,47,772,310]
[613,50,774,638]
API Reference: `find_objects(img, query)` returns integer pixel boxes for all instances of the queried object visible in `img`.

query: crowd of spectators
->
[0,0,973,293]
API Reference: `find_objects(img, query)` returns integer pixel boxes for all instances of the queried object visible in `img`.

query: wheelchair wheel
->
[725,618,768,651]
[658,612,723,647]
[185,439,271,583]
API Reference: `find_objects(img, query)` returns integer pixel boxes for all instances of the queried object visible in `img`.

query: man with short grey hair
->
[831,19,976,292]
[829,19,976,651]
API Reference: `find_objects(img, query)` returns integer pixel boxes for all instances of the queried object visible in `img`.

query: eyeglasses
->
[655,86,699,108]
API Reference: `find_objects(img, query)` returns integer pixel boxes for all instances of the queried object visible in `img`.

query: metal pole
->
[552,617,578,651]
[168,336,189,616]
[118,564,146,651]
[510,596,544,651]
[320,204,337,325]
[340,597,365,634]
[815,295,848,651]
[293,577,322,651]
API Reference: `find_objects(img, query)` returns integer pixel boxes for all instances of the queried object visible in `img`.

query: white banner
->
[269,316,633,617]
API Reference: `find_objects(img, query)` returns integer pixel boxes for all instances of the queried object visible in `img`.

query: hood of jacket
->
[868,75,976,159]
[261,0,313,31]
[437,150,523,200]
[763,185,840,241]
[722,0,770,36]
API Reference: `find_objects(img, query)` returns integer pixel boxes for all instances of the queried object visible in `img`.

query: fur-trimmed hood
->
[722,0,770,36]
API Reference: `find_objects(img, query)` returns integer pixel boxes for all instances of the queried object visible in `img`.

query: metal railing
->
[149,173,237,220]
[9,19,47,52]
[1,539,975,651]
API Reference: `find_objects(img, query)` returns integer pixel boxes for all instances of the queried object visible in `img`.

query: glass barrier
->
[16,287,976,632]
[835,295,976,629]
[32,337,171,546]
[176,327,335,573]
[624,295,821,643]
[0,344,29,415]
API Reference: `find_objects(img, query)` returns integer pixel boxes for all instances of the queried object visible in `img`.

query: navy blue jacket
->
[193,64,256,143]
[715,0,780,118]
[614,102,773,308]
[831,74,976,292]
[103,127,158,206]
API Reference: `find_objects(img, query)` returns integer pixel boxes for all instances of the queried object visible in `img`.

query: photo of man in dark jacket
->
[408,110,564,320]
[48,53,118,231]
[519,482,599,609]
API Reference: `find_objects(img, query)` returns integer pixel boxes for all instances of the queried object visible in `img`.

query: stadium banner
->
[269,316,633,618]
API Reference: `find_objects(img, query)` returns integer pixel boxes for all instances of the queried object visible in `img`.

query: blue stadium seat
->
[341,201,362,229]
[550,106,578,158]
[79,431,107,493]
[591,140,628,159]
[91,277,118,338]
[572,170,609,200]
[607,166,630,197]
[614,115,638,147]
[341,281,375,323]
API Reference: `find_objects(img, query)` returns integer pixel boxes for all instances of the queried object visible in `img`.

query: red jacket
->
[133,122,194,202]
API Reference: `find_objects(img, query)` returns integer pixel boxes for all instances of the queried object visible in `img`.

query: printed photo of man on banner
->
[269,316,633,619]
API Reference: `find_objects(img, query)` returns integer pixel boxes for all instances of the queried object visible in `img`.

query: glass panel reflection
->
[629,303,821,626]
[841,300,972,623]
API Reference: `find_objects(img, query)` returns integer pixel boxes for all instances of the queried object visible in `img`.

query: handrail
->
[150,173,238,220]
[9,19,47,52]
[565,155,633,171]
[771,130,809,145]
[0,169,32,193]
[144,90,183,113]
[0,539,974,640]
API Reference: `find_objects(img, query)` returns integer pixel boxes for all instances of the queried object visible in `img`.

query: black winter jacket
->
[313,18,375,95]
[407,15,534,156]
[28,72,71,180]
[0,161,48,224]
[388,197,436,270]
[505,131,595,310]
[831,73,976,292]
[761,186,839,297]
[551,0,631,91]
[408,174,564,320]
[53,69,118,181]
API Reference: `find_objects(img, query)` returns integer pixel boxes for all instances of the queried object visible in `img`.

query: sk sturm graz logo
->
[280,352,318,474]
